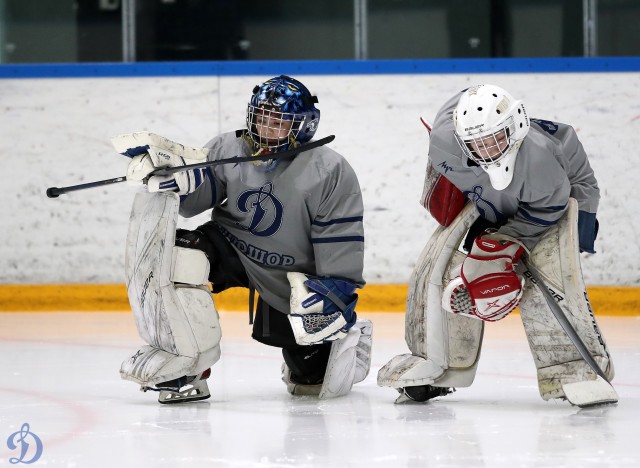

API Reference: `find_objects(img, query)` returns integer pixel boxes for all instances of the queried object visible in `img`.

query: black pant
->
[176,221,331,383]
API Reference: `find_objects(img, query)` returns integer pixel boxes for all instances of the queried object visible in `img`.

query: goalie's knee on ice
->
[282,343,333,385]
[282,319,373,399]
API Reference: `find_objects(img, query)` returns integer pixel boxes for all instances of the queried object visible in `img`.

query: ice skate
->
[143,368,212,404]
[396,385,454,404]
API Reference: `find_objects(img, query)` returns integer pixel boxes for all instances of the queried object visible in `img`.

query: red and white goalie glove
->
[442,236,525,321]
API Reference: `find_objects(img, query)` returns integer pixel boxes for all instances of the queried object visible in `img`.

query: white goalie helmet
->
[453,84,530,190]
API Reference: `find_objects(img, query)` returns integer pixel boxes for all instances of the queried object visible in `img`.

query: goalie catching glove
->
[287,272,358,345]
[111,132,208,196]
[442,235,525,321]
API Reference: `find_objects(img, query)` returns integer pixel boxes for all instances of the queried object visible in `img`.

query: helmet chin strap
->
[245,134,299,168]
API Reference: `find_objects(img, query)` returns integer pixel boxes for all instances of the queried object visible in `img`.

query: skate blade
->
[563,376,618,408]
[159,392,211,404]
[158,380,211,404]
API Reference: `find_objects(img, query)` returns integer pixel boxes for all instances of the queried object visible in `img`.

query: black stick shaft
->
[152,134,334,176]
[46,135,335,198]
[46,177,127,198]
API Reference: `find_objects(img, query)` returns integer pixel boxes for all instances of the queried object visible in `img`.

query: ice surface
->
[1,312,638,467]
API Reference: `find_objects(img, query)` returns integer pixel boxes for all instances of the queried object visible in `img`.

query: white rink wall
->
[1,71,639,286]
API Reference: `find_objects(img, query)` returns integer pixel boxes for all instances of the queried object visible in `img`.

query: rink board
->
[0,283,637,315]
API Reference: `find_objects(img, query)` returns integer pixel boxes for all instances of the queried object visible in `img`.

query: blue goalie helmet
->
[246,75,320,153]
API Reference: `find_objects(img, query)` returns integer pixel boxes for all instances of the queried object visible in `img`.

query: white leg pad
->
[519,198,615,405]
[562,377,618,408]
[318,325,362,399]
[378,203,484,389]
[120,344,221,387]
[377,351,480,389]
[353,318,373,385]
[377,354,444,388]
[537,360,617,407]
[282,319,373,399]
[121,192,221,387]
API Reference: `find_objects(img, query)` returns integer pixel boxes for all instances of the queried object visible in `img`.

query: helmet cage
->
[246,104,307,153]
[454,116,517,168]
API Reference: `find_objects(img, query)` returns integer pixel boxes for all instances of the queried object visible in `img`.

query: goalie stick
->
[46,134,335,198]
[524,261,610,383]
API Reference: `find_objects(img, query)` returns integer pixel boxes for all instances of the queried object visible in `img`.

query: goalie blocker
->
[378,198,616,407]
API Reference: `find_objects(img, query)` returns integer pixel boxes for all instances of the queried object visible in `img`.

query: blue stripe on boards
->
[2,57,640,79]
[312,216,364,227]
[311,236,365,244]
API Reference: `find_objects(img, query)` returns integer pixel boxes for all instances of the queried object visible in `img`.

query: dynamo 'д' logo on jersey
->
[236,183,284,237]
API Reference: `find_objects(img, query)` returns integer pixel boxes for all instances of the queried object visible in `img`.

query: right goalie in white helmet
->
[378,84,616,407]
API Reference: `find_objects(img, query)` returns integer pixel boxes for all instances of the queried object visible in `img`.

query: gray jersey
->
[428,93,599,249]
[179,131,365,312]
